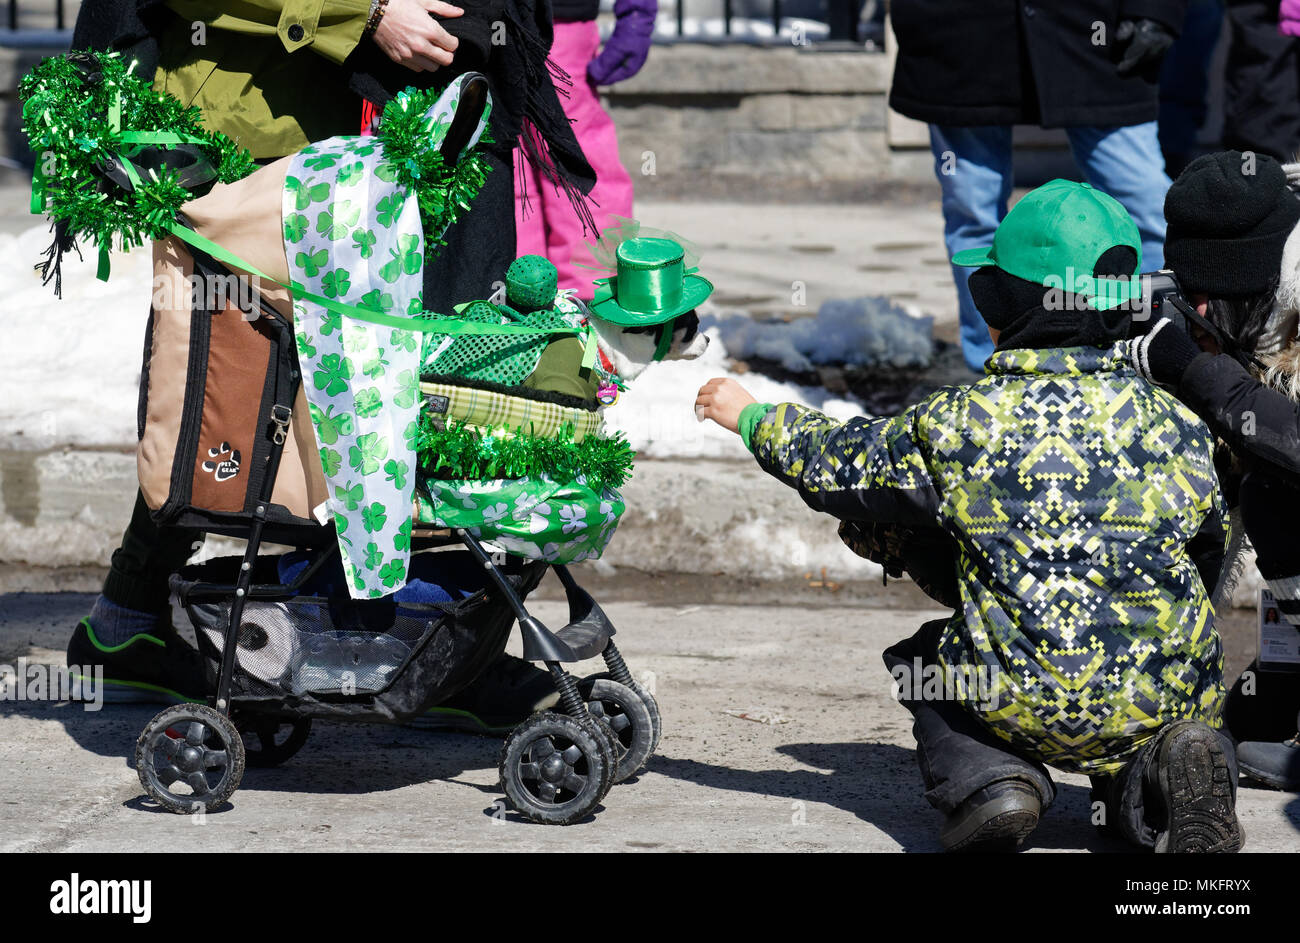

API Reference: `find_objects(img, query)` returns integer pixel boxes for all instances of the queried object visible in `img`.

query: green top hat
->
[952,179,1142,311]
[588,237,713,326]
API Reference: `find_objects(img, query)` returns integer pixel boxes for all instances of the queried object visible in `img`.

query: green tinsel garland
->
[375,85,493,266]
[19,51,256,254]
[416,416,635,493]
[20,52,492,276]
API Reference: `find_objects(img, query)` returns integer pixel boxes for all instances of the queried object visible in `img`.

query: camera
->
[1128,270,1192,337]
[1128,269,1265,371]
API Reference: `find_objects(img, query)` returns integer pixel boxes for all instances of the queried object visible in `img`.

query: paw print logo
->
[201,442,241,482]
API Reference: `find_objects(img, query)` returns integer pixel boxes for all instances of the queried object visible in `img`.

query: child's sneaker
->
[1149,720,1244,853]
[412,653,560,734]
[66,615,210,704]
[940,779,1041,852]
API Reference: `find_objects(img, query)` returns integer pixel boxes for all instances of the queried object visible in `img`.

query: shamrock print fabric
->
[415,476,626,565]
[285,75,489,598]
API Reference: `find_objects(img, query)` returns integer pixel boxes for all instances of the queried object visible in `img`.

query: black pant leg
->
[883,618,1056,815]
[101,491,202,614]
[420,146,516,313]
[1226,657,1300,742]
[1223,0,1300,160]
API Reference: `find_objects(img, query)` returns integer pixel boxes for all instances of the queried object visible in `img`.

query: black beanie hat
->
[1164,151,1300,298]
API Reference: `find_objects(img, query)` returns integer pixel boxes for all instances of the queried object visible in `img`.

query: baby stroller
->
[20,52,656,824]
[130,235,660,825]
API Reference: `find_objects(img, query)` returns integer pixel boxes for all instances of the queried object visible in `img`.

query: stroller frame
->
[132,250,660,826]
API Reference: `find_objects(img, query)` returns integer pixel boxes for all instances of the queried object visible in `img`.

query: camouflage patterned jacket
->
[744,343,1228,774]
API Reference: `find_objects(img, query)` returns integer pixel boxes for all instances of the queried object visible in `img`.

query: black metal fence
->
[10,0,64,30]
[0,0,880,47]
[659,0,879,44]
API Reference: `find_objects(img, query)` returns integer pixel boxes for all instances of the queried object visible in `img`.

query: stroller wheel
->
[135,703,245,814]
[587,713,620,799]
[236,715,312,768]
[584,672,662,761]
[499,711,611,825]
[580,678,655,783]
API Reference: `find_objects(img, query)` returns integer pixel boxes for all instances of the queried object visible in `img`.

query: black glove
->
[1115,18,1176,78]
[1127,317,1203,386]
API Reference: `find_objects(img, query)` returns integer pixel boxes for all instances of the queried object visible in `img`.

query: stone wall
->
[605,44,932,201]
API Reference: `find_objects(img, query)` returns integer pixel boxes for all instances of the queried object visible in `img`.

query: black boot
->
[940,779,1041,852]
[1148,720,1244,853]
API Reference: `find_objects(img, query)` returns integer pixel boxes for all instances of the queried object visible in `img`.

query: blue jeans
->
[931,123,1171,370]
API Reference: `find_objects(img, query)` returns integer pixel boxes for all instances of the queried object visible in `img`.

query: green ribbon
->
[31,106,597,354]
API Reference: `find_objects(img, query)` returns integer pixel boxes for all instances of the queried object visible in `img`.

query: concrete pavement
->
[1,586,1295,853]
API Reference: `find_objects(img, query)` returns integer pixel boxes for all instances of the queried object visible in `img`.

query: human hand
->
[695,377,756,433]
[1115,18,1176,78]
[372,0,464,72]
[1127,317,1203,386]
[588,0,657,85]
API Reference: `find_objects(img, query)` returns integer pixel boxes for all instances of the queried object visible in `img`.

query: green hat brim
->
[952,247,996,267]
[1081,275,1143,311]
[951,248,1141,311]
[587,273,714,326]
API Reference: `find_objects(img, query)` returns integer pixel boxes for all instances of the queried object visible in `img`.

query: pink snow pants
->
[514,19,636,299]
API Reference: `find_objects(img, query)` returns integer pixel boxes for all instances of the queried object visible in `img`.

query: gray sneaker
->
[1237,734,1300,791]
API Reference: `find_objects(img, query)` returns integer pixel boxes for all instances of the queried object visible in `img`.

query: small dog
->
[588,310,710,386]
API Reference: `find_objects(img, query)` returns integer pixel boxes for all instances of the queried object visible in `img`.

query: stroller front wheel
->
[135,703,246,814]
[580,678,656,783]
[499,711,610,825]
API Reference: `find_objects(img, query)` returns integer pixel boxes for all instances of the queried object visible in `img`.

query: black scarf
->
[343,0,596,232]
[969,265,1131,353]
[75,0,596,231]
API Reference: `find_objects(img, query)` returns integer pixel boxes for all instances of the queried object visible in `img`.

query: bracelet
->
[364,0,389,35]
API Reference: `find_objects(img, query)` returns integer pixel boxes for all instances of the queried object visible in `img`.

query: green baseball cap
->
[951,179,1143,311]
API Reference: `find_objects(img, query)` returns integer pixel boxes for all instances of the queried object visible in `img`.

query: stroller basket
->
[171,552,545,721]
[187,595,435,697]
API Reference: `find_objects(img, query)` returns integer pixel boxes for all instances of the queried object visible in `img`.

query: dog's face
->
[589,310,710,384]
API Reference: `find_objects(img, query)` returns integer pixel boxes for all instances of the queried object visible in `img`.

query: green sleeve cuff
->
[738,402,774,452]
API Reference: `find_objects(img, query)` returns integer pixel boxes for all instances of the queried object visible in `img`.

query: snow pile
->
[0,243,870,459]
[705,297,933,373]
[0,224,153,451]
[601,324,867,459]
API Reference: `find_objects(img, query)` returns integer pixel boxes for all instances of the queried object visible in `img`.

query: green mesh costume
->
[420,298,584,387]
[747,343,1228,775]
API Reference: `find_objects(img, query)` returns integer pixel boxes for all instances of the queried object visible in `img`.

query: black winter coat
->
[1179,352,1300,483]
[889,0,1188,128]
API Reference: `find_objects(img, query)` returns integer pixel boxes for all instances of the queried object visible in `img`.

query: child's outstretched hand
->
[695,378,756,433]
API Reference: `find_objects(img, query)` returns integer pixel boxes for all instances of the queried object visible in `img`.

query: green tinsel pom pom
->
[376,86,493,268]
[19,51,255,253]
[416,416,635,493]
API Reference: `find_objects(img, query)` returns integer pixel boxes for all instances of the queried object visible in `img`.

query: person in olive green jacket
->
[66,0,589,732]
[151,0,463,158]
